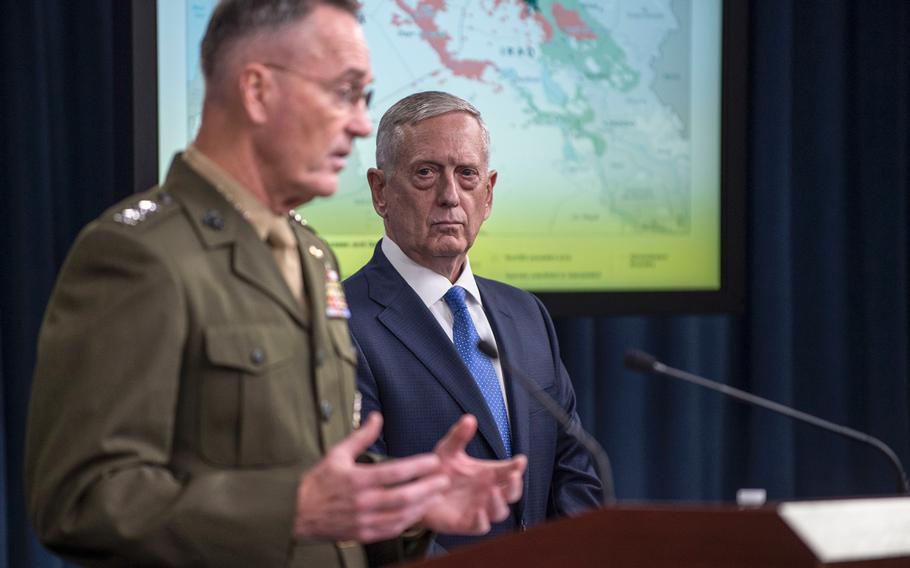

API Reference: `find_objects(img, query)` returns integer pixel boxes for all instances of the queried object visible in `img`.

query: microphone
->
[478,340,616,506]
[624,349,910,495]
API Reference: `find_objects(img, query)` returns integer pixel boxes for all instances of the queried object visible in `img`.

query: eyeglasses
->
[261,62,373,111]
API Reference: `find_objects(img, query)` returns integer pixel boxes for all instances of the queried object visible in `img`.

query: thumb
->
[434,414,477,457]
[332,411,383,459]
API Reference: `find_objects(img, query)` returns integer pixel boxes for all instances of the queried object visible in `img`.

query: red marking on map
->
[394,0,496,81]
[551,3,596,40]
[391,13,410,26]
[533,10,554,42]
[517,2,554,42]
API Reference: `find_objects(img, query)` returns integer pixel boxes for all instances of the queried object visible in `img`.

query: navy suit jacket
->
[343,244,602,551]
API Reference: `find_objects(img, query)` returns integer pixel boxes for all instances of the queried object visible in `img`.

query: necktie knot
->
[266,218,296,251]
[444,285,469,314]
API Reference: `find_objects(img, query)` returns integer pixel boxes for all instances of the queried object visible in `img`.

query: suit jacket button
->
[315,349,326,366]
[250,348,266,366]
[320,400,333,422]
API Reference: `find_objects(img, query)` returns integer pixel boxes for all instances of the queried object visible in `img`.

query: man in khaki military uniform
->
[24,1,526,566]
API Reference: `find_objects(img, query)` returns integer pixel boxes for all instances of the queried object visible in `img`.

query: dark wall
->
[2,1,909,566]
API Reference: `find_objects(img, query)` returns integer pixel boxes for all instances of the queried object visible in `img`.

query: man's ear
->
[483,169,497,221]
[238,63,272,125]
[367,168,388,218]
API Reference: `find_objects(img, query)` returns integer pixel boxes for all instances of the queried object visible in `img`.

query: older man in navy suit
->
[343,91,603,552]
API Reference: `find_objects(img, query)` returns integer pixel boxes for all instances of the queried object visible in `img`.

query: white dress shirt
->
[381,237,509,410]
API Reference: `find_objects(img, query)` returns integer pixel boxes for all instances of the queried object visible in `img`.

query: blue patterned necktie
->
[443,285,512,457]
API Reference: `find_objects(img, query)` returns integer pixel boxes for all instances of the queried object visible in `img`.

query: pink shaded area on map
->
[551,2,596,40]
[531,10,554,42]
[513,2,553,43]
[395,0,495,80]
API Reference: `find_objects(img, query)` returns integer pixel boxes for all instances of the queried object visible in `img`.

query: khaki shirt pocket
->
[201,323,315,467]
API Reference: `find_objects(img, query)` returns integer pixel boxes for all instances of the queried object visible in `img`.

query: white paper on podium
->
[778,497,910,562]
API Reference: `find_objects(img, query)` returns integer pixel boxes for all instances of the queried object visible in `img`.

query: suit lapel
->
[365,248,510,459]
[167,155,308,328]
[479,279,531,519]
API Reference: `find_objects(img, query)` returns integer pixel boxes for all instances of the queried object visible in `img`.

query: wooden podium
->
[409,498,910,567]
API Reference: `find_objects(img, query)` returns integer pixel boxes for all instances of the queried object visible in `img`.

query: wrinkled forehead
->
[401,113,489,164]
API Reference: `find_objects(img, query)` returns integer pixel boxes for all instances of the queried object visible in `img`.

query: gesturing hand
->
[421,415,527,534]
[293,412,449,543]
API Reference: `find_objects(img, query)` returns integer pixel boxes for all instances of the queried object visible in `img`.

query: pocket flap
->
[328,322,358,366]
[205,324,297,374]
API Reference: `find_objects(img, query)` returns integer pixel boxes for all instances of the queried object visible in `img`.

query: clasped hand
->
[293,412,526,542]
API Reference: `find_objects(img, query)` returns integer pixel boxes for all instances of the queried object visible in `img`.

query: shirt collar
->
[183,145,284,241]
[381,237,483,308]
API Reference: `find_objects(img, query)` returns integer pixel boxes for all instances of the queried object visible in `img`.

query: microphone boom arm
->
[625,350,910,495]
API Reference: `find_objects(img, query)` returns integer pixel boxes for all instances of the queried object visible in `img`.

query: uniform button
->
[250,348,266,365]
[320,400,333,422]
[202,209,224,230]
[315,349,326,366]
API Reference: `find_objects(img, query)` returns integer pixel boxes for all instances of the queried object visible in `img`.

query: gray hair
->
[200,0,359,80]
[375,91,491,172]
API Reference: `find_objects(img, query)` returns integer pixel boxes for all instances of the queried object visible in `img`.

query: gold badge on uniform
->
[324,267,351,319]
[308,245,324,259]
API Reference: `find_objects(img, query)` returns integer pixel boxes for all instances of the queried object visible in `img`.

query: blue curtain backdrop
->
[2,1,908,566]
[1,1,128,566]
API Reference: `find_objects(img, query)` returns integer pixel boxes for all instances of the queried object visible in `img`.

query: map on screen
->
[159,0,722,292]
